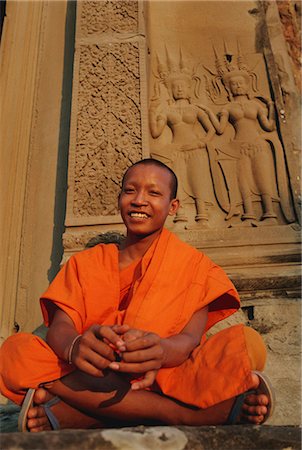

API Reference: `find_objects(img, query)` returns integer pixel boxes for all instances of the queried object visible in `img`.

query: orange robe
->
[0,228,252,407]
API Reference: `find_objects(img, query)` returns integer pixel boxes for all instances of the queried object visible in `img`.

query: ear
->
[168,199,180,216]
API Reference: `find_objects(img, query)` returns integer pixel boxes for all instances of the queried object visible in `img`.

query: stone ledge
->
[2,425,301,450]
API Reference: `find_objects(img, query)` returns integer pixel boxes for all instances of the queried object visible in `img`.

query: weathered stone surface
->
[209,298,301,426]
[1,426,301,450]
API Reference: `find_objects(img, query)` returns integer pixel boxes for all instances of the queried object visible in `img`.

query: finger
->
[76,357,106,377]
[97,326,126,351]
[80,335,116,362]
[131,371,157,391]
[122,346,163,363]
[75,343,114,372]
[123,329,145,343]
[125,334,160,352]
[109,360,161,373]
[111,324,130,335]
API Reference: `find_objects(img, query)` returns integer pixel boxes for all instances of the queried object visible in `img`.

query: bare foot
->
[239,372,270,424]
[27,388,101,432]
[183,372,271,426]
[27,388,56,432]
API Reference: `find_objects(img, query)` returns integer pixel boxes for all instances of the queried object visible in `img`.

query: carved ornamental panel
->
[80,0,139,35]
[65,0,147,230]
[73,42,142,218]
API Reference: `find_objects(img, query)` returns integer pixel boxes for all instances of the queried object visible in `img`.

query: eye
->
[149,190,161,196]
[123,187,135,194]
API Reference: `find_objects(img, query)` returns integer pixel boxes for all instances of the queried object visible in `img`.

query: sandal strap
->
[226,389,254,425]
[42,397,60,430]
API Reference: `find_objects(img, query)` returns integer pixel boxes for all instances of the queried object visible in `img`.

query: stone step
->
[2,425,301,450]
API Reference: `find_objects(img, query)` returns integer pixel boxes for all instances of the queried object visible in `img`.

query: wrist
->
[67,334,82,365]
[160,338,169,367]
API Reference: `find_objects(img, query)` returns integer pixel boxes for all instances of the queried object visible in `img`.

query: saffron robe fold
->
[0,228,252,407]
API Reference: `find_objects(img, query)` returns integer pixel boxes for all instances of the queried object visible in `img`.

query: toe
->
[244,393,269,406]
[242,403,267,416]
[27,405,46,419]
[27,406,39,419]
[30,423,52,433]
[27,401,54,432]
[28,415,50,431]
[33,388,52,405]
[245,414,264,425]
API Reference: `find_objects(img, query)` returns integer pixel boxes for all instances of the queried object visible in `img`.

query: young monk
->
[0,159,273,432]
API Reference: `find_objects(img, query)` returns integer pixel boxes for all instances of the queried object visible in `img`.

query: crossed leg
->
[26,326,270,431]
[27,369,269,432]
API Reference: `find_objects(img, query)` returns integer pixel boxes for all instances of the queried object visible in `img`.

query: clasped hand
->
[71,324,165,390]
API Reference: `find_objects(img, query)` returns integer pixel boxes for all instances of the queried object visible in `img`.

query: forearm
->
[161,306,208,368]
[161,332,200,368]
[149,117,166,138]
[46,320,79,362]
[258,113,275,131]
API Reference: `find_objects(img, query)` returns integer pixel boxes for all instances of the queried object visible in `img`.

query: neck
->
[120,229,162,260]
[234,94,248,102]
[175,98,189,106]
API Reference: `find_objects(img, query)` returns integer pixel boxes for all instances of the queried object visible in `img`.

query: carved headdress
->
[153,47,201,99]
[204,41,258,103]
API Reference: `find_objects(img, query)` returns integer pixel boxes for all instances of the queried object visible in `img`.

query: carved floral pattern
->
[73,42,142,216]
[80,0,138,35]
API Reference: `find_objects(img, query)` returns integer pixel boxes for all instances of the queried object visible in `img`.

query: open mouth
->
[129,212,149,219]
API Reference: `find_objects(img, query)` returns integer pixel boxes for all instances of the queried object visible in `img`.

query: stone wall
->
[1,0,300,426]
[0,1,74,341]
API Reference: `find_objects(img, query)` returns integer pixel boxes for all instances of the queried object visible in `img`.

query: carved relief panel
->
[148,44,296,230]
[73,41,142,218]
[65,0,148,237]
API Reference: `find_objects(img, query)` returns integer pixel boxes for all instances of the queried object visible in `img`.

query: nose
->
[131,190,148,206]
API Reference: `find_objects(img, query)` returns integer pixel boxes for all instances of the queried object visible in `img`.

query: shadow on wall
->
[48,1,77,284]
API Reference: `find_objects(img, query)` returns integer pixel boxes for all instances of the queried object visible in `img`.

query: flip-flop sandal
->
[18,389,61,432]
[18,388,35,431]
[253,370,275,422]
[226,371,275,425]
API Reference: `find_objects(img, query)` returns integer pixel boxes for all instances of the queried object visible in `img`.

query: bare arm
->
[149,103,167,138]
[161,305,208,367]
[257,100,276,132]
[46,308,79,362]
[197,110,216,143]
[46,307,128,376]
[197,105,229,135]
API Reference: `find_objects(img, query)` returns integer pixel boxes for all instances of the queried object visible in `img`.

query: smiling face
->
[119,164,179,240]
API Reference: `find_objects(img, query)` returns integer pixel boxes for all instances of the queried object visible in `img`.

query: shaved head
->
[122,159,178,200]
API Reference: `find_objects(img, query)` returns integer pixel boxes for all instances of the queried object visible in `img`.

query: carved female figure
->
[203,48,294,226]
[149,52,215,228]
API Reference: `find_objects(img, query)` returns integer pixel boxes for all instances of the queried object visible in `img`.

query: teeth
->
[130,212,148,218]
